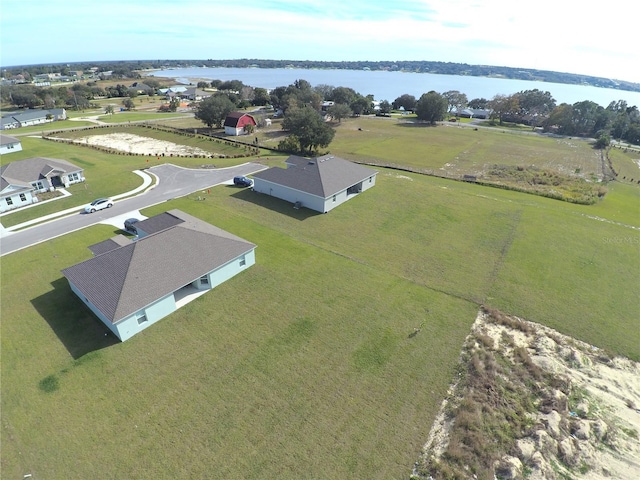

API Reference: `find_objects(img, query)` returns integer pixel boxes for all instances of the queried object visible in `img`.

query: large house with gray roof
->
[252,154,378,213]
[0,157,84,213]
[1,108,67,130]
[62,210,256,341]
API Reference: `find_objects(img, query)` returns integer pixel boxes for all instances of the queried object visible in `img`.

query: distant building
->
[0,134,22,155]
[0,108,67,130]
[224,112,257,136]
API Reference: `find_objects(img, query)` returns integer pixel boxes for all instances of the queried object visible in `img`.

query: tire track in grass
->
[482,209,523,305]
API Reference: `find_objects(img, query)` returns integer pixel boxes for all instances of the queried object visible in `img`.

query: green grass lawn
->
[1,120,639,479]
[330,117,602,178]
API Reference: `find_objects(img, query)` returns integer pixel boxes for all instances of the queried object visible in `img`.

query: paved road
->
[0,163,266,256]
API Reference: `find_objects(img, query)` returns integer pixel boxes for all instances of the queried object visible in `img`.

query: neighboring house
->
[0,157,84,212]
[456,108,491,119]
[62,209,256,342]
[0,134,23,155]
[178,87,212,102]
[129,82,154,95]
[0,108,67,130]
[224,112,257,136]
[252,154,378,213]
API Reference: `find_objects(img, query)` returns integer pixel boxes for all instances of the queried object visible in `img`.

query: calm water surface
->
[148,67,640,108]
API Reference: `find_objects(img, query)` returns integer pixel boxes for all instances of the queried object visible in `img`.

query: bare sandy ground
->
[415,312,640,479]
[66,132,215,157]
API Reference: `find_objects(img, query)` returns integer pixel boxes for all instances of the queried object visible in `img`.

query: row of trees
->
[387,89,640,144]
[0,79,167,110]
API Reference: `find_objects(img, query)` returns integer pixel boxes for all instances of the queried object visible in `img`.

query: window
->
[369,177,372,183]
[200,275,209,285]
[136,313,148,325]
[32,181,44,190]
[6,197,13,206]
[69,172,79,181]
[239,256,246,267]
[333,195,336,202]
[19,194,27,202]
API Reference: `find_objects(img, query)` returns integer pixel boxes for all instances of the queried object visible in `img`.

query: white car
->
[84,198,113,213]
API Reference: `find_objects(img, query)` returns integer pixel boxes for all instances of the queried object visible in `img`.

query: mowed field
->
[1,120,639,479]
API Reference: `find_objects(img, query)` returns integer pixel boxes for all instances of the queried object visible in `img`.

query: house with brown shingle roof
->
[0,157,84,212]
[62,210,256,341]
[252,154,378,213]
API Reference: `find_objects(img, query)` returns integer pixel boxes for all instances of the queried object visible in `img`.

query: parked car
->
[233,176,253,188]
[84,198,113,213]
[124,218,139,234]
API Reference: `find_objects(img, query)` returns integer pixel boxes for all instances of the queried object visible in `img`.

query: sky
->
[1,0,638,83]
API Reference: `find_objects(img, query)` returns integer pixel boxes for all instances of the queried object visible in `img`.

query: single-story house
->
[0,108,67,130]
[455,108,491,119]
[224,112,257,136]
[252,154,378,213]
[62,209,256,342]
[0,134,23,155]
[129,82,154,95]
[177,87,212,102]
[0,157,85,213]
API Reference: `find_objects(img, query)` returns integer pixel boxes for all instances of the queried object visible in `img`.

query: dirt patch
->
[413,309,640,480]
[68,132,216,157]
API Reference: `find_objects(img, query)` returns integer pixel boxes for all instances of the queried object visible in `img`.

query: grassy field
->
[329,117,602,177]
[1,119,639,479]
[0,133,278,229]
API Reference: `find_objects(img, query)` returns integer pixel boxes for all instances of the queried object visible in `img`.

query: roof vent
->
[308,161,315,165]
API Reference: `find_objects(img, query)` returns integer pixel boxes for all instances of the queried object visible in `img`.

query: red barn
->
[224,112,257,136]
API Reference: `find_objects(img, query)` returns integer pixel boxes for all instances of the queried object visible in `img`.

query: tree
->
[350,96,372,116]
[392,94,416,112]
[468,98,488,109]
[252,87,270,106]
[378,100,392,116]
[594,133,610,149]
[282,106,335,155]
[514,89,556,128]
[327,103,352,123]
[488,94,520,125]
[415,91,447,124]
[105,105,115,115]
[197,81,210,89]
[442,90,468,114]
[122,98,135,111]
[329,86,358,106]
[195,95,236,128]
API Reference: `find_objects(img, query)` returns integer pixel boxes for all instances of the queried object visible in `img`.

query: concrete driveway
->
[0,162,266,256]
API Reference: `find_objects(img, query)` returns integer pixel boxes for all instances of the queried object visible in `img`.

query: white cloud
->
[1,0,638,82]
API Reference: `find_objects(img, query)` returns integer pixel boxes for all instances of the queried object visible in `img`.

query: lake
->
[147,67,640,108]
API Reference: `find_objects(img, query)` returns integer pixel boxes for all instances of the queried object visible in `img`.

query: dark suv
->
[124,218,139,234]
[233,176,253,187]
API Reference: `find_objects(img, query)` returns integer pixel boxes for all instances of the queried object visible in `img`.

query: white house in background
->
[252,154,378,213]
[0,134,22,155]
[62,209,256,342]
[0,108,67,130]
[0,157,85,213]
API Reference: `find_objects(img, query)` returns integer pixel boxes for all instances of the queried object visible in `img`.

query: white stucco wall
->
[0,189,36,213]
[0,142,22,154]
[253,173,377,213]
